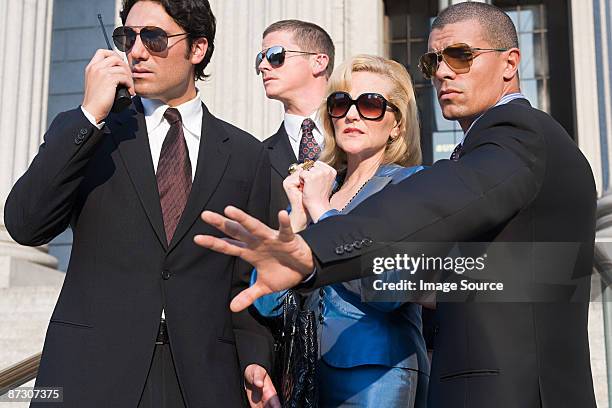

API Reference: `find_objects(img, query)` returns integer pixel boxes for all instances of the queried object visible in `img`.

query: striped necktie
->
[156,107,192,244]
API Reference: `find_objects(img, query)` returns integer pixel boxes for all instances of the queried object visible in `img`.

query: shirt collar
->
[141,90,203,139]
[462,92,526,143]
[283,111,323,142]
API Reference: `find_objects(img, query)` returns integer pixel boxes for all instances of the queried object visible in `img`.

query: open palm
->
[194,206,314,312]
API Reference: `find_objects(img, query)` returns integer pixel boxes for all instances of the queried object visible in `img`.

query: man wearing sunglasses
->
[257,20,334,228]
[5,0,277,407]
[194,3,597,408]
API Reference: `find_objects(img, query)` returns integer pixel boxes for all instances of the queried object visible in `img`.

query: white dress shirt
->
[82,91,204,319]
[283,111,325,159]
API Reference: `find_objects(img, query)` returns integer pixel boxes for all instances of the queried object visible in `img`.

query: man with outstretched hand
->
[195,3,597,407]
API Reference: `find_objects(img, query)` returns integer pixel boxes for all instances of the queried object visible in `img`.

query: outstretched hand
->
[194,206,315,312]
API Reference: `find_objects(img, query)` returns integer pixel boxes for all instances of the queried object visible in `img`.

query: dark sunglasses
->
[327,92,398,121]
[112,26,190,53]
[418,42,508,79]
[255,45,318,74]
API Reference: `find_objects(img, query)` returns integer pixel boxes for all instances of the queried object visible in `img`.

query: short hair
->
[432,2,518,49]
[263,20,335,78]
[120,0,216,81]
[319,55,422,170]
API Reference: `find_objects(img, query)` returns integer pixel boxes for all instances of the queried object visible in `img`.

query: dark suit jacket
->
[264,123,296,229]
[5,98,273,407]
[299,99,597,407]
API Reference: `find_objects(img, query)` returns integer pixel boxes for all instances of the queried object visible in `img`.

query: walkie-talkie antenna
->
[96,13,132,112]
[97,14,113,50]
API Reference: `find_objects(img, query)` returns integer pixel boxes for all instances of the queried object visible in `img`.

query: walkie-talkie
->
[97,14,131,113]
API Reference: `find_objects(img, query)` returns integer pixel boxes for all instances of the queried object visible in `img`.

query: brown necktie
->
[156,108,192,244]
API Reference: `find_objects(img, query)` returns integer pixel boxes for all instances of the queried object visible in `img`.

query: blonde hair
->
[318,54,422,170]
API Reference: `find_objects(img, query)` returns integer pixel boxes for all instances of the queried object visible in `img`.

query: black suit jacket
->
[264,123,296,229]
[5,98,273,407]
[299,99,597,407]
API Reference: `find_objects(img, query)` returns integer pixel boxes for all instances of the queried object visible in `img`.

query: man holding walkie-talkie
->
[4,1,277,407]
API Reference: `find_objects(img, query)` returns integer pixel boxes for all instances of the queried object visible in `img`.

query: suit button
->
[343,243,354,253]
[334,246,345,255]
[434,325,440,334]
[353,240,362,249]
[74,137,83,145]
[362,238,373,247]
[79,128,89,135]
[161,270,171,280]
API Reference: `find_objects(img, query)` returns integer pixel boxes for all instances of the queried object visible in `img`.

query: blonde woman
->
[253,55,429,407]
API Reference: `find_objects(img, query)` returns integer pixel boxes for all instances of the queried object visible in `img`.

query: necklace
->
[337,178,372,211]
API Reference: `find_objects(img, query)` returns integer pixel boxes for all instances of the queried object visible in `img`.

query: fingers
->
[265,397,281,408]
[193,234,244,257]
[82,49,134,121]
[245,365,279,407]
[262,376,281,408]
[224,206,274,240]
[299,161,337,182]
[230,285,266,312]
[200,210,255,243]
[89,48,119,65]
[277,210,295,241]
[104,66,135,91]
[245,364,267,388]
[223,237,248,248]
[283,169,303,190]
[87,51,129,75]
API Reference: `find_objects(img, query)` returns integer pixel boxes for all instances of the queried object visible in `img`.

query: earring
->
[387,137,394,145]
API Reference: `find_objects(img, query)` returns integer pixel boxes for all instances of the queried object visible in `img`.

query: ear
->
[391,119,401,138]
[311,54,330,77]
[503,47,520,81]
[190,37,208,65]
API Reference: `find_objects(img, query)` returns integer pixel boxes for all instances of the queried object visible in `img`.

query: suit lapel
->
[268,123,296,179]
[342,175,393,214]
[167,103,231,252]
[109,97,167,249]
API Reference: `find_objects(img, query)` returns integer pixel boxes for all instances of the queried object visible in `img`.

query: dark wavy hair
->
[120,0,216,80]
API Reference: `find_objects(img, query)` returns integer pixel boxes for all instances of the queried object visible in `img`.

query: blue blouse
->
[252,164,429,374]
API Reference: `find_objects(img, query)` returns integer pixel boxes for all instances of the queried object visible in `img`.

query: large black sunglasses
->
[418,42,508,79]
[112,26,190,53]
[255,45,318,75]
[327,92,398,121]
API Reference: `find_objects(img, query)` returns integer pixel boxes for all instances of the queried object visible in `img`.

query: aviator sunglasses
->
[255,45,318,74]
[418,42,508,79]
[112,26,190,53]
[327,92,398,121]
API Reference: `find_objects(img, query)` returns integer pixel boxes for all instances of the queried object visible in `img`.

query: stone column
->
[201,0,384,140]
[571,0,604,193]
[596,193,612,408]
[0,0,60,287]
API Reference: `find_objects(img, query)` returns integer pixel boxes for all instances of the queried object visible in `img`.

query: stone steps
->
[0,285,62,383]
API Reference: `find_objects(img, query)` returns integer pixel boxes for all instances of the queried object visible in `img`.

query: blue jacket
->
[252,164,429,373]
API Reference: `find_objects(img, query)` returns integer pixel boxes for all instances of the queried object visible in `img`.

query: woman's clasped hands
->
[283,160,337,232]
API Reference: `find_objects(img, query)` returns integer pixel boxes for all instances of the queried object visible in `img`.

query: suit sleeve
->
[4,108,107,246]
[231,145,275,375]
[299,118,545,288]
